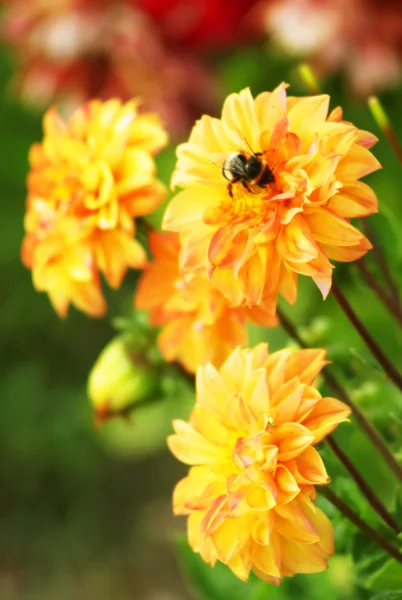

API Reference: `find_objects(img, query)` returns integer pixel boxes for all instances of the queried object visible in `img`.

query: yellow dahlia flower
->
[135,232,277,373]
[163,84,380,313]
[22,98,167,317]
[168,344,351,583]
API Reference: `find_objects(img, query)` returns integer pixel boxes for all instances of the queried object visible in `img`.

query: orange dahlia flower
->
[22,98,167,317]
[163,84,380,314]
[135,231,277,373]
[168,344,351,583]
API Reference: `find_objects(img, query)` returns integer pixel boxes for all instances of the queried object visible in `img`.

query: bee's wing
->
[209,152,231,169]
[231,129,256,156]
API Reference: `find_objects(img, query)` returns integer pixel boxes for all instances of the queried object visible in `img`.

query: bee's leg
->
[241,180,256,194]
[228,177,239,198]
[254,152,262,157]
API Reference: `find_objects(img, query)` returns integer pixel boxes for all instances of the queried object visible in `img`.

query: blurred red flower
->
[134,0,260,48]
[1,0,264,134]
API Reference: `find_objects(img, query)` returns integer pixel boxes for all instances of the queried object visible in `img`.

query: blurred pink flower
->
[265,0,402,94]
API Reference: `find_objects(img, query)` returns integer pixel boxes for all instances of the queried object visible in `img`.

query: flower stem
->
[355,259,402,326]
[321,487,402,565]
[361,219,400,305]
[327,436,401,534]
[277,308,402,481]
[331,282,402,392]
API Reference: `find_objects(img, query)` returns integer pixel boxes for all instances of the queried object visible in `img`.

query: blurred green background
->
[1,31,402,600]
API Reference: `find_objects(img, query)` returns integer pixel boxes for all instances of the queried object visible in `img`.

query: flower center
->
[230,182,274,221]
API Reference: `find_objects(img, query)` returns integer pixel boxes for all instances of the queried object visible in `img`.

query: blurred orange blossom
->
[22,98,167,317]
[135,231,278,373]
[168,344,351,583]
[163,84,380,314]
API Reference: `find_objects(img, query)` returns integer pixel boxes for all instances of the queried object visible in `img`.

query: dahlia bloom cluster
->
[265,0,402,95]
[1,0,260,133]
[169,345,351,583]
[164,83,380,315]
[22,98,167,317]
[135,231,277,373]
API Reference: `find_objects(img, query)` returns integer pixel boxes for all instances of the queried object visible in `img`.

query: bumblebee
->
[222,151,275,197]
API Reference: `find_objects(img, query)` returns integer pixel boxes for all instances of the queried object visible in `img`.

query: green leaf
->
[371,592,402,600]
[366,559,402,593]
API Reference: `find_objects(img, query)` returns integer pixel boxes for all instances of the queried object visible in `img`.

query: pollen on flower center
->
[230,183,274,220]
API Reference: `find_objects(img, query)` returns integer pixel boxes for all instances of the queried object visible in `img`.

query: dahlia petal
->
[302,397,352,443]
[190,406,229,446]
[274,506,319,544]
[251,518,271,546]
[303,207,366,246]
[227,392,255,431]
[313,274,333,299]
[211,267,244,306]
[219,347,248,395]
[188,511,204,552]
[238,251,267,305]
[281,538,329,575]
[168,420,223,465]
[180,225,212,271]
[247,481,277,511]
[305,503,335,556]
[69,280,106,318]
[45,279,71,318]
[196,362,231,418]
[66,245,93,282]
[285,248,333,279]
[245,370,270,416]
[163,187,224,231]
[124,181,166,217]
[116,149,156,193]
[315,122,358,155]
[284,349,328,385]
[321,235,372,262]
[172,142,223,189]
[305,153,341,190]
[244,305,279,326]
[355,128,378,149]
[327,106,343,122]
[277,216,319,263]
[255,83,288,135]
[328,181,378,218]
[252,537,282,579]
[208,224,249,268]
[212,515,251,563]
[173,471,219,514]
[288,447,329,485]
[266,351,290,394]
[221,88,260,151]
[201,495,229,536]
[275,465,300,504]
[95,230,147,288]
[227,552,252,582]
[271,379,304,424]
[273,423,315,461]
[128,114,168,153]
[278,262,298,305]
[287,95,330,150]
[336,144,381,180]
[198,115,236,153]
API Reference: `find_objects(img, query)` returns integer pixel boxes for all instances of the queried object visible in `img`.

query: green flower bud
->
[88,336,157,422]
